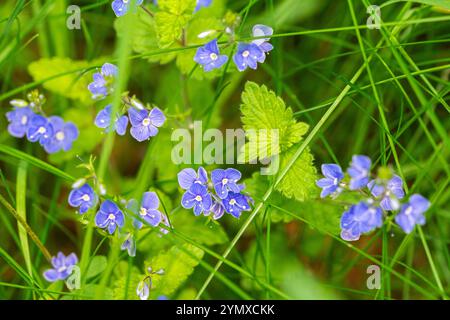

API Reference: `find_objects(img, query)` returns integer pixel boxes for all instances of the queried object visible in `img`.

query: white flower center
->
[56,131,65,141]
[38,126,46,134]
[108,213,116,220]
[140,207,147,216]
[195,195,202,201]
[142,118,151,126]
[57,266,67,273]
[81,194,90,202]
[210,53,218,61]
[222,178,228,184]
[242,50,250,58]
[21,116,28,125]
[229,199,237,205]
[405,206,413,215]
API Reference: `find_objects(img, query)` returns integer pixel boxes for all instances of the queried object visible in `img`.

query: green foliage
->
[276,146,318,201]
[85,255,108,280]
[155,0,197,48]
[27,57,97,105]
[147,244,204,298]
[245,172,341,234]
[239,81,318,201]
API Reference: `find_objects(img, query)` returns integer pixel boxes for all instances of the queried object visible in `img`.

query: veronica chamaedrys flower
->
[121,233,136,257]
[395,194,430,234]
[181,183,212,216]
[5,107,34,138]
[128,107,166,142]
[194,0,212,12]
[209,200,225,220]
[68,183,97,214]
[43,252,78,282]
[340,202,383,241]
[88,63,118,99]
[135,192,162,228]
[136,279,150,300]
[252,24,274,53]
[316,164,344,198]
[95,104,128,136]
[211,168,242,199]
[177,167,208,190]
[26,115,53,145]
[233,42,265,72]
[368,175,405,211]
[348,155,371,190]
[111,0,143,17]
[222,192,251,218]
[193,39,228,72]
[95,200,125,234]
[43,116,79,154]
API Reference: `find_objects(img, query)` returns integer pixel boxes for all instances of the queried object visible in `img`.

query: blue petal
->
[178,168,197,190]
[142,192,159,210]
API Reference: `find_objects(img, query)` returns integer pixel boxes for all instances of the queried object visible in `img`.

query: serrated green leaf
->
[276,146,317,201]
[155,0,197,48]
[147,244,203,298]
[28,57,96,105]
[239,82,309,162]
[112,261,143,300]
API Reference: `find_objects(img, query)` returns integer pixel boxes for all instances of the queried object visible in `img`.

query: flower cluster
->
[43,252,78,283]
[194,24,273,73]
[178,167,252,219]
[89,63,166,142]
[6,91,79,154]
[316,155,430,241]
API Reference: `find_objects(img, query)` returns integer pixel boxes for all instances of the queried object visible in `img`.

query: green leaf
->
[239,81,309,162]
[115,9,178,64]
[85,255,107,280]
[155,0,197,48]
[27,57,97,105]
[147,244,204,298]
[276,146,318,201]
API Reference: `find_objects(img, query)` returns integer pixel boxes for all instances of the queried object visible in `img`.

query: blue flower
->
[136,279,150,300]
[43,116,79,154]
[132,191,163,228]
[348,155,371,190]
[395,194,429,234]
[194,39,228,72]
[88,63,118,99]
[340,202,383,241]
[233,42,265,72]
[177,167,208,190]
[367,175,405,211]
[26,114,53,145]
[5,107,34,138]
[95,104,129,136]
[128,107,166,142]
[316,164,344,198]
[195,0,212,12]
[222,191,251,218]
[252,24,274,53]
[211,168,242,199]
[43,252,78,282]
[121,233,136,257]
[112,0,143,17]
[181,183,212,216]
[68,183,97,214]
[208,199,225,220]
[95,200,125,234]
